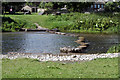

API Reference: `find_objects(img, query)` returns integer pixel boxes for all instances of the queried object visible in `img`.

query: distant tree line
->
[2,2,25,14]
[104,2,120,12]
[39,2,93,12]
[2,1,120,13]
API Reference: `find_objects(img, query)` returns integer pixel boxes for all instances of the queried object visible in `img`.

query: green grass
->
[2,58,119,78]
[4,15,49,27]
[3,12,120,33]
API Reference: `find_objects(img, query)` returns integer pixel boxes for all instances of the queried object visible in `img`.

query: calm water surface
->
[2,32,79,54]
[2,32,119,54]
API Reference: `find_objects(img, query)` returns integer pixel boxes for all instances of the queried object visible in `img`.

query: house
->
[21,4,42,13]
[90,0,117,12]
[91,1,105,10]
[21,5,32,14]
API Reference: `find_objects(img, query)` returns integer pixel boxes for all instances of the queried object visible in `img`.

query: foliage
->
[43,12,120,33]
[107,44,120,53]
[38,2,119,12]
[39,2,45,8]
[45,2,53,10]
[5,12,120,33]
[26,2,33,6]
[2,2,25,13]
[38,2,92,12]
[66,2,93,12]
[105,2,120,12]
[2,58,118,78]
[2,16,36,32]
[2,17,22,32]
[39,2,53,10]
[2,2,120,14]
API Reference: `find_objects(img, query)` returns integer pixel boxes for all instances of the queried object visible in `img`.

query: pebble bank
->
[1,52,119,62]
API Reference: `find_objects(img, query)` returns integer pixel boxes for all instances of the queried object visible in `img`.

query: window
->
[94,4,97,8]
[91,5,93,8]
[98,5,100,8]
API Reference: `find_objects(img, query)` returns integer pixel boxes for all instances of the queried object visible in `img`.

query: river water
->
[2,32,119,54]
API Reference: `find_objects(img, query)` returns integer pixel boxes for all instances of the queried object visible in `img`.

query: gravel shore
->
[1,52,119,62]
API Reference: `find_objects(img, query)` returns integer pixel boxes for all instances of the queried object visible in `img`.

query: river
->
[2,32,119,54]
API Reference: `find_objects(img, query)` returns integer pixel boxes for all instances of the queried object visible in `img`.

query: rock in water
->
[60,33,66,35]
[55,32,61,35]
[77,46,87,49]
[78,37,85,42]
[79,42,89,46]
[49,31,55,34]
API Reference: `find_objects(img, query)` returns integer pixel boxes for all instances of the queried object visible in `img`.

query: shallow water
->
[76,33,119,53]
[2,32,119,54]
[2,32,79,54]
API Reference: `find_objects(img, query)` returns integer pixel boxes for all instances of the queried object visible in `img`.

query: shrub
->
[45,12,120,33]
[107,44,120,53]
[2,17,36,32]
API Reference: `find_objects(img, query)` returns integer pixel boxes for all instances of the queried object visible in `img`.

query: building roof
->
[96,0,116,2]
[94,2,105,4]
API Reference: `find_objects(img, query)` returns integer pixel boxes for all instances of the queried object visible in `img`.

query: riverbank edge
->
[2,29,120,34]
[1,53,119,62]
[2,21,120,34]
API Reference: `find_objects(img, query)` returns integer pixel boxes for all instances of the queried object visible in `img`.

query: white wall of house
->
[37,8,46,13]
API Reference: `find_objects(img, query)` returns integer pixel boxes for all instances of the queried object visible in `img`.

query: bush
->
[107,44,120,53]
[44,13,120,33]
[2,17,36,32]
[105,2,120,12]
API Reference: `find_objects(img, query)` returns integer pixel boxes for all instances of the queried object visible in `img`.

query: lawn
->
[2,57,119,78]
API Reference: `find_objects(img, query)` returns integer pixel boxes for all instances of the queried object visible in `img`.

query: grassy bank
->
[3,12,120,33]
[2,16,36,32]
[2,57,118,78]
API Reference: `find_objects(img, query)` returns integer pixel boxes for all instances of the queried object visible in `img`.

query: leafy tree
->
[45,2,53,10]
[39,2,92,12]
[105,2,118,12]
[26,2,33,6]
[66,2,91,12]
[39,2,53,10]
[2,2,25,13]
[39,2,45,8]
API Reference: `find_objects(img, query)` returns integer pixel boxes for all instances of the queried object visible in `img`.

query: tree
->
[65,2,93,12]
[39,2,45,8]
[39,2,53,10]
[105,2,118,12]
[26,2,33,6]
[2,2,25,14]
[45,2,53,10]
[39,2,93,12]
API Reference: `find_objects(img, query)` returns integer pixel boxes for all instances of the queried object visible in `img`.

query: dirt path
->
[34,23,49,30]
